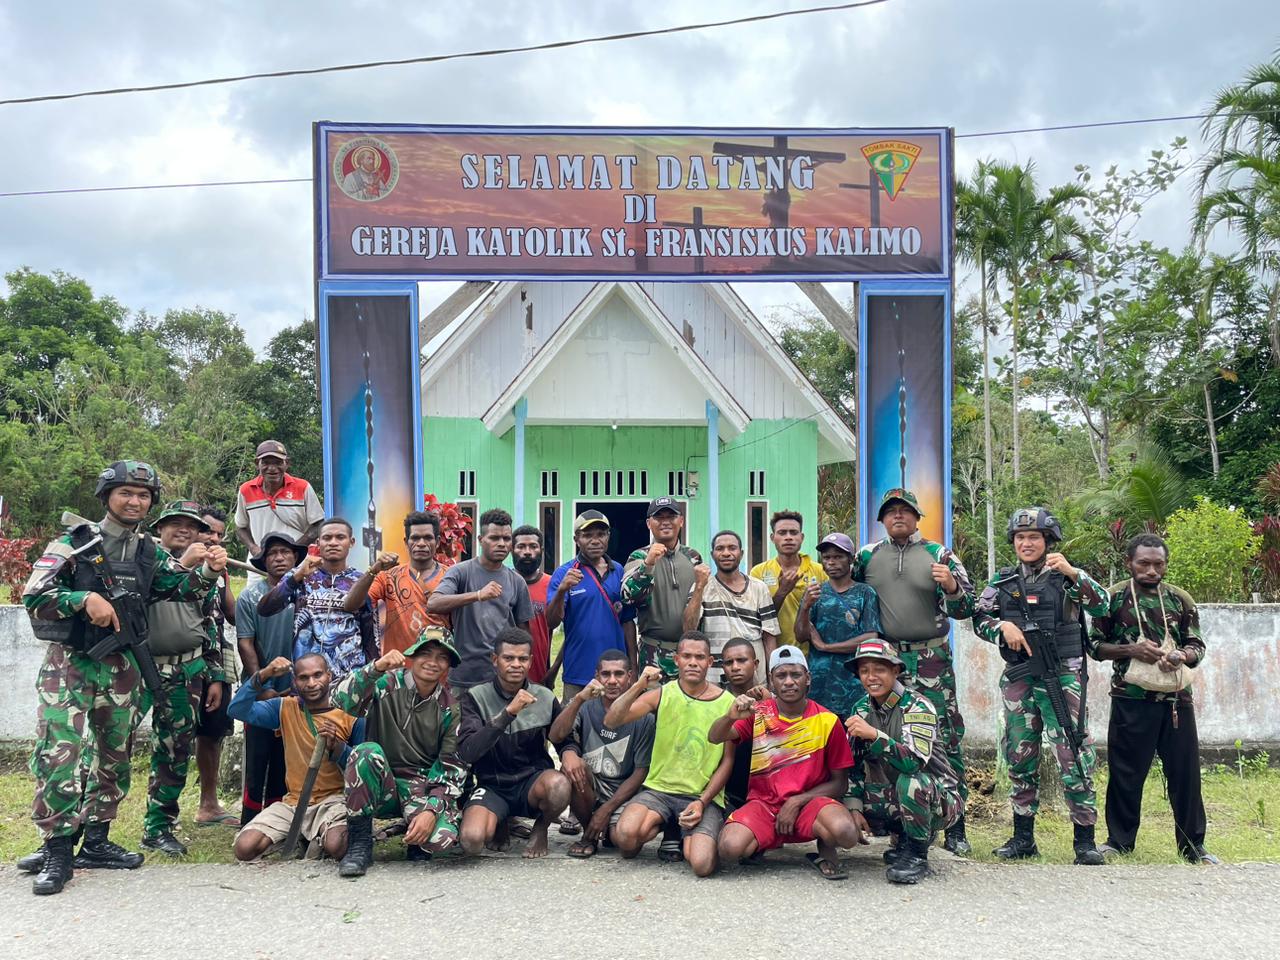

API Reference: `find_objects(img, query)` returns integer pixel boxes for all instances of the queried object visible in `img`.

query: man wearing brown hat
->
[233,440,325,567]
[853,488,975,855]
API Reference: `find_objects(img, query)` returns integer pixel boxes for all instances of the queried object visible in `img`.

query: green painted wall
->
[422,415,820,566]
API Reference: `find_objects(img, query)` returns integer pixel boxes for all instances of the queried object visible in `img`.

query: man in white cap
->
[708,645,863,879]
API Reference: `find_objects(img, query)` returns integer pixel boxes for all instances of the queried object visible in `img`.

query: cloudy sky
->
[0,1,1271,350]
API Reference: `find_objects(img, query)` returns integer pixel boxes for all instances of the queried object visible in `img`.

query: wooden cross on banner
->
[661,205,735,275]
[711,135,847,232]
[838,166,884,229]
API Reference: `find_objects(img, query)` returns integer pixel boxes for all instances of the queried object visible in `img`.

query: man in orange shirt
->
[343,511,451,656]
[229,653,365,861]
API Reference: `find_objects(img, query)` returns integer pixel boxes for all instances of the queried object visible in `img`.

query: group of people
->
[18,446,1219,897]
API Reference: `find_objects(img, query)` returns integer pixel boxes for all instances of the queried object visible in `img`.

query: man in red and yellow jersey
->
[708,645,863,879]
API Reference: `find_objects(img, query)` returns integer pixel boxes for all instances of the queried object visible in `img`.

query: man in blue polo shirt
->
[547,511,636,701]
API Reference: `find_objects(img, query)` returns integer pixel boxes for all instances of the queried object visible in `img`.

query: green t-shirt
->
[644,681,734,804]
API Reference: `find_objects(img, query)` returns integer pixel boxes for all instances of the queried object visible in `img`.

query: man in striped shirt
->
[683,530,779,685]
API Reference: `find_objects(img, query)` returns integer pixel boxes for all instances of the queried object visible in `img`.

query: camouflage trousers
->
[344,743,460,854]
[1000,670,1097,824]
[898,643,968,801]
[30,644,141,840]
[139,658,206,838]
[860,770,962,842]
[638,637,679,683]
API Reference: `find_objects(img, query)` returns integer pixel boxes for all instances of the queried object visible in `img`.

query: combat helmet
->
[94,460,161,505]
[1006,506,1063,545]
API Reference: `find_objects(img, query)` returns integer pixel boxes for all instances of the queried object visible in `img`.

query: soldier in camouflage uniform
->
[135,500,232,856]
[1088,532,1218,864]
[853,488,975,854]
[21,461,225,895]
[973,507,1108,865]
[844,638,961,884]
[336,627,469,877]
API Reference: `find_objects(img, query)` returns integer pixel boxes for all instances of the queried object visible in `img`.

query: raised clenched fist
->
[373,551,400,573]
[640,665,663,687]
[204,545,228,573]
[693,564,711,588]
[260,656,293,681]
[476,580,503,602]
[507,688,538,715]
[579,679,606,701]
[374,649,406,673]
[644,542,668,567]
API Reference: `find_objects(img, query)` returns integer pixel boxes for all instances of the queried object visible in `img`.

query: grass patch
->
[961,757,1280,865]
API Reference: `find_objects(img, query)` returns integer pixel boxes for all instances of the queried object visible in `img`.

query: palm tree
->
[1078,445,1190,533]
[984,162,1089,480]
[955,160,1001,578]
[1195,51,1280,366]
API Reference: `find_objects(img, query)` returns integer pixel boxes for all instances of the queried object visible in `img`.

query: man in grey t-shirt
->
[428,508,532,690]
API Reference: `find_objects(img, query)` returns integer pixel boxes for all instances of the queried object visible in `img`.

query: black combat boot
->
[32,835,75,896]
[885,835,931,884]
[139,830,188,857]
[77,823,144,870]
[1072,823,1104,865]
[338,816,374,878]
[942,814,972,856]
[993,813,1039,859]
[16,848,45,873]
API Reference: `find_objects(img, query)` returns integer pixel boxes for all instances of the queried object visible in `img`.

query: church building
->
[420,281,854,572]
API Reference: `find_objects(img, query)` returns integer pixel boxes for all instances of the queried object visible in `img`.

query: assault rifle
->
[1006,578,1089,781]
[64,512,164,695]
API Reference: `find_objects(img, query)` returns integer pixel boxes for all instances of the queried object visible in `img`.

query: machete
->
[278,734,328,859]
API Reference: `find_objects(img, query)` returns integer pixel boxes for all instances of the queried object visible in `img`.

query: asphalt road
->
[3,834,1277,960]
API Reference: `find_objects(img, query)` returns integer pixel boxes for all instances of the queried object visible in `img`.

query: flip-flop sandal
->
[375,819,408,841]
[567,839,598,859]
[558,814,582,836]
[739,850,767,866]
[195,812,241,828]
[508,819,534,839]
[805,852,848,880]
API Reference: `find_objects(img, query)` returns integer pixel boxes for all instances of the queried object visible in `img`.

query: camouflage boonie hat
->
[404,626,461,666]
[876,487,924,521]
[151,499,211,532]
[844,638,905,674]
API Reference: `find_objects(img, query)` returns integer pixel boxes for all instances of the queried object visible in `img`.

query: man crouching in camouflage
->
[844,639,961,884]
[19,461,227,895]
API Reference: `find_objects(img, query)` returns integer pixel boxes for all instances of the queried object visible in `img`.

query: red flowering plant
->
[0,536,40,602]
[424,493,473,562]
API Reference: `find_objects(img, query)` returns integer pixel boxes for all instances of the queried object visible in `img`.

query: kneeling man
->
[335,628,469,877]
[458,627,574,859]
[229,653,363,861]
[709,645,862,879]
[845,639,962,884]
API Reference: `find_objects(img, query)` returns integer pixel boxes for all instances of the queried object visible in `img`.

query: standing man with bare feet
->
[457,627,574,859]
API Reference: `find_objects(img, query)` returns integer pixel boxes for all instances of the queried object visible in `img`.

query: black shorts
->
[465,770,547,821]
[196,680,234,739]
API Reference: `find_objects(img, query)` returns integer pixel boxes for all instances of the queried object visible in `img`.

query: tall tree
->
[1195,51,1280,366]
[956,160,1002,577]
[984,162,1089,480]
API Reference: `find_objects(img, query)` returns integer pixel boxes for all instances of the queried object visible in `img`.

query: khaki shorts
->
[238,795,347,859]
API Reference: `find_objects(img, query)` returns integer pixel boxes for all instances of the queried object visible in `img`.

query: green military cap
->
[151,499,211,531]
[844,638,905,674]
[404,626,461,666]
[876,487,924,522]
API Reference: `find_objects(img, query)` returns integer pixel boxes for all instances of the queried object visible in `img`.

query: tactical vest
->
[29,525,159,651]
[992,567,1083,666]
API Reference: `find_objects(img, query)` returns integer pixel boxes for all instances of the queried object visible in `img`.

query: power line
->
[0,109,1231,199]
[0,1,891,107]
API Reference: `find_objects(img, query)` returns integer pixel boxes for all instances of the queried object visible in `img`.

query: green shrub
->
[1164,497,1262,602]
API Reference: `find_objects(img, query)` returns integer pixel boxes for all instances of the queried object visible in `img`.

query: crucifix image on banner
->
[857,284,953,547]
[318,283,424,564]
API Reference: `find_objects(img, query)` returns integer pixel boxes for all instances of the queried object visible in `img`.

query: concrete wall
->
[954,604,1280,749]
[4,603,1280,747]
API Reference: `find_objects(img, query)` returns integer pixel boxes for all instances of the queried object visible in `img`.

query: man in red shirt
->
[343,511,451,656]
[512,525,554,687]
[708,645,863,879]
[233,440,325,563]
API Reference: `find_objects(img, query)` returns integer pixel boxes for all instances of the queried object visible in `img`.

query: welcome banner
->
[315,124,952,281]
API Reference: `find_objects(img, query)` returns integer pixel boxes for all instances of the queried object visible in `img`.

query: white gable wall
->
[522,290,717,426]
